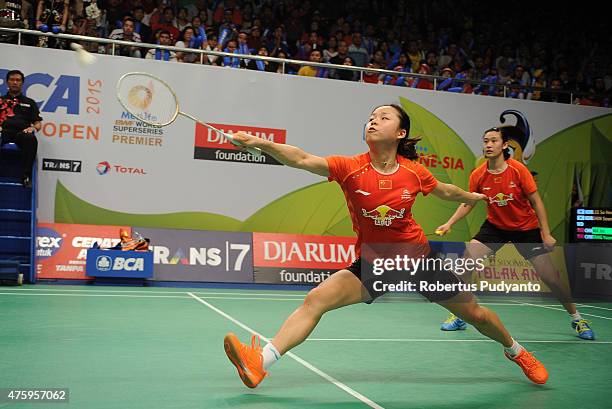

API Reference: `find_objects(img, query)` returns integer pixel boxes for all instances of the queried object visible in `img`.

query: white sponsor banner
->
[1,44,609,223]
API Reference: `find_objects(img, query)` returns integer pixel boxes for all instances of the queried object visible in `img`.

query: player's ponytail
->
[386,104,421,160]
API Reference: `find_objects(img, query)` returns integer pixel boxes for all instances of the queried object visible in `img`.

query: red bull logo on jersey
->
[362,205,405,226]
[489,193,514,207]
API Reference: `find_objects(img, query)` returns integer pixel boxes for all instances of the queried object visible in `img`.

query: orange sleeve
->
[469,169,479,192]
[326,155,354,184]
[417,164,438,196]
[519,164,538,195]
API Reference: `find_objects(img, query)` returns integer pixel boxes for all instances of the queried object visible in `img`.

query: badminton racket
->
[116,72,262,156]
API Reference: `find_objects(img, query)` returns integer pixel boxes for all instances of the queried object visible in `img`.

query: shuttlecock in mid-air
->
[70,42,97,67]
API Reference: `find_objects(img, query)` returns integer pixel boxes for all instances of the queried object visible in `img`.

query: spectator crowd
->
[2,0,610,106]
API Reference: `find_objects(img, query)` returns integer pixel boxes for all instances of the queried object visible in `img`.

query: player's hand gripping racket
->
[116,72,262,156]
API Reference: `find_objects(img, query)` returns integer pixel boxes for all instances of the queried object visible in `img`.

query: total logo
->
[96,255,145,271]
[36,227,64,258]
[96,161,147,175]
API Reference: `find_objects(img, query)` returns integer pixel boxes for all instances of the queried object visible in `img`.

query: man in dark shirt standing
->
[0,70,42,187]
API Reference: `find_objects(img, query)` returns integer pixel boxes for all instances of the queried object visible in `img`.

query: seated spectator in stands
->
[133,6,152,44]
[323,36,338,63]
[189,16,208,49]
[371,49,388,69]
[329,40,349,65]
[247,46,276,72]
[425,51,439,76]
[248,25,263,51]
[411,63,434,90]
[69,1,104,53]
[266,25,289,55]
[438,43,458,70]
[471,54,489,81]
[437,67,454,91]
[176,7,191,31]
[511,64,531,87]
[383,53,411,86]
[361,62,382,84]
[300,30,324,54]
[204,34,221,65]
[377,41,394,69]
[297,49,328,78]
[237,30,252,61]
[269,49,289,74]
[102,0,123,32]
[222,39,243,68]
[528,69,547,101]
[108,16,142,58]
[329,56,358,81]
[213,3,242,26]
[217,8,238,46]
[495,44,514,83]
[362,24,377,56]
[145,30,177,62]
[507,80,526,99]
[348,32,369,66]
[175,26,202,63]
[576,77,609,107]
[406,40,423,72]
[540,78,571,104]
[151,7,179,44]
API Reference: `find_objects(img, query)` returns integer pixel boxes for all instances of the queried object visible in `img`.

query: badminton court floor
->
[1,285,611,409]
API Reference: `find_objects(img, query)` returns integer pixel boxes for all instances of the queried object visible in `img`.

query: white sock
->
[570,312,582,321]
[503,338,524,358]
[261,342,281,370]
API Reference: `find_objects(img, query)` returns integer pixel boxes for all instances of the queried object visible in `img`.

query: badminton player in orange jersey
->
[223,105,548,389]
[436,126,595,339]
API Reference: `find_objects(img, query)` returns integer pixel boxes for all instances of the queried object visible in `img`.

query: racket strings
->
[117,73,179,126]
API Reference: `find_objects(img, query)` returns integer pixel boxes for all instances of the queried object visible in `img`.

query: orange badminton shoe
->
[224,333,268,388]
[505,349,549,384]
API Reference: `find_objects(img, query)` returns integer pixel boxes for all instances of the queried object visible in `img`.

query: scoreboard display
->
[571,208,612,242]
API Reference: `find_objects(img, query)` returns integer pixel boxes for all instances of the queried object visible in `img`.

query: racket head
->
[116,72,179,127]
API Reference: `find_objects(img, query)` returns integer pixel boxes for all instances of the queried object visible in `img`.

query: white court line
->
[510,300,612,321]
[0,292,188,298]
[186,292,384,409]
[306,338,612,344]
[576,303,612,312]
[7,288,587,306]
[0,292,306,301]
[1,288,306,297]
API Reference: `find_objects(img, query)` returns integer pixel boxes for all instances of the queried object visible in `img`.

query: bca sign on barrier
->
[85,249,153,278]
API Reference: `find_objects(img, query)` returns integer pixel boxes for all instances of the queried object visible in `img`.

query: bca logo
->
[96,255,112,271]
[113,257,144,271]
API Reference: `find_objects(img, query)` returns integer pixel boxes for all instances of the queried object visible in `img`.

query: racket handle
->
[223,132,263,156]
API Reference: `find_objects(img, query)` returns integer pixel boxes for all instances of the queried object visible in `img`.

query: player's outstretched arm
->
[233,131,329,176]
[436,203,475,235]
[431,182,487,205]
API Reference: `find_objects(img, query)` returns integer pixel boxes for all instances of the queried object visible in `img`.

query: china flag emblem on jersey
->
[379,179,392,189]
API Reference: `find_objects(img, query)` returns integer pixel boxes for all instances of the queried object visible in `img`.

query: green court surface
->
[1,285,611,409]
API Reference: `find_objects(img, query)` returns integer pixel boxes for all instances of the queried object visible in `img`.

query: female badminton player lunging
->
[223,104,548,388]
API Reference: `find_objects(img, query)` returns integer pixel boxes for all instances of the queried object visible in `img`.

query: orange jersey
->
[326,153,438,257]
[469,158,539,230]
